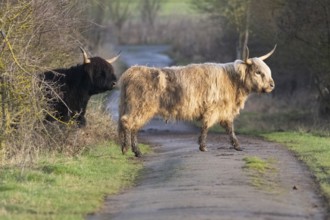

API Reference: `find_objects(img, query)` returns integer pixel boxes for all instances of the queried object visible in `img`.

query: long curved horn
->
[244,46,252,65]
[79,46,91,64]
[107,52,121,64]
[259,44,277,61]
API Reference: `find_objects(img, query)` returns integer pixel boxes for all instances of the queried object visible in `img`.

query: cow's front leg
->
[221,120,241,151]
[77,103,88,127]
[198,124,208,152]
[77,115,86,127]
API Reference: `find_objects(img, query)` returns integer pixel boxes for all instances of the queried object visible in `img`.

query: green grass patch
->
[262,132,330,200]
[243,156,278,191]
[243,156,272,173]
[0,142,150,220]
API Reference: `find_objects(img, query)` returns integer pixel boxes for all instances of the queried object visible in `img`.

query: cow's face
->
[79,47,119,94]
[84,57,117,94]
[242,45,276,94]
[246,58,275,93]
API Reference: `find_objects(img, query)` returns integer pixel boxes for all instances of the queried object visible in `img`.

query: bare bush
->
[0,0,116,165]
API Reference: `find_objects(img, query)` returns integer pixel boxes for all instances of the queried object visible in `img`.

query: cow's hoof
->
[134,151,142,157]
[234,146,242,151]
[199,146,208,152]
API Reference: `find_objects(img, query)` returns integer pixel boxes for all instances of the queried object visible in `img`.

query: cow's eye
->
[256,71,265,77]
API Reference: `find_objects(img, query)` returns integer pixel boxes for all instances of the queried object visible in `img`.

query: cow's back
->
[119,64,231,121]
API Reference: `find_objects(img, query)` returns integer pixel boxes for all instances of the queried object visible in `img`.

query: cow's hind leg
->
[118,117,131,155]
[221,120,241,151]
[198,123,209,152]
[127,109,156,157]
[131,130,141,157]
[122,128,131,154]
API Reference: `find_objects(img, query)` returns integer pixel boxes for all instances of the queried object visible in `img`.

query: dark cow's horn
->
[79,46,91,64]
[107,52,121,64]
[259,44,277,61]
[244,46,252,65]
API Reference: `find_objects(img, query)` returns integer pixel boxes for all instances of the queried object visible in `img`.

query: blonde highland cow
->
[118,46,276,157]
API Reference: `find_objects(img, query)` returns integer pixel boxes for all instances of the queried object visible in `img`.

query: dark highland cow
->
[43,47,119,126]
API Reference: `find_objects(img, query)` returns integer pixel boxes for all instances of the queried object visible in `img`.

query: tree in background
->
[107,0,132,44]
[87,0,133,45]
[139,0,165,43]
[87,0,107,47]
[277,0,330,116]
[191,0,251,59]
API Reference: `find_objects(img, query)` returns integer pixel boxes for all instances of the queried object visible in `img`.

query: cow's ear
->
[234,60,248,82]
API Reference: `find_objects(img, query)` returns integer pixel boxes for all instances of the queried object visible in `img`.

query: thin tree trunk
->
[236,1,250,59]
[242,1,250,59]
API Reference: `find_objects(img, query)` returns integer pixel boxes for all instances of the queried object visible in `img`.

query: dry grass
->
[66,95,118,152]
[3,94,117,165]
[231,87,330,136]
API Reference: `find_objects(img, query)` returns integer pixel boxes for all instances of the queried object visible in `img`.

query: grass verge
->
[262,132,330,204]
[0,141,150,220]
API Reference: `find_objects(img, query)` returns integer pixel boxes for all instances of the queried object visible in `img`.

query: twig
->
[0,30,30,74]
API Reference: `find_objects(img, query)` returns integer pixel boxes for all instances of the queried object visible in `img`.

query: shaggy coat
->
[43,48,119,126]
[119,46,276,157]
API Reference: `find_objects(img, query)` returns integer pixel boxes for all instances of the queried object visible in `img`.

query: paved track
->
[88,90,326,220]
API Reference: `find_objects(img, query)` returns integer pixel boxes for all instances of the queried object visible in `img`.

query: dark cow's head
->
[43,47,120,127]
[80,47,118,95]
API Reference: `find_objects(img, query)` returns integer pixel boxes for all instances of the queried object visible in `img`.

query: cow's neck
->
[234,80,250,111]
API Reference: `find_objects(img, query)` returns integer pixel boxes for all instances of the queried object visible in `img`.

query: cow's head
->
[80,47,119,95]
[236,45,276,93]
